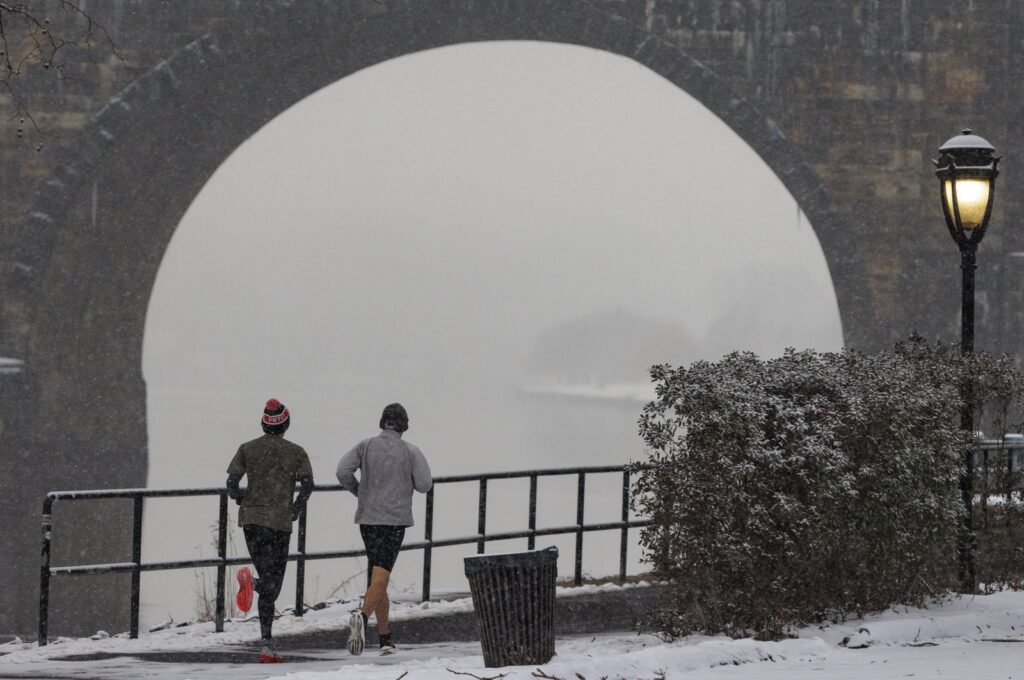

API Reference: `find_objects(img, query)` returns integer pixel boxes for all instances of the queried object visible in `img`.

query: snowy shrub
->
[969,353,1024,590]
[633,338,978,639]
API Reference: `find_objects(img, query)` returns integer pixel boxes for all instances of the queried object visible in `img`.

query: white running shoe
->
[380,642,396,656]
[347,612,365,656]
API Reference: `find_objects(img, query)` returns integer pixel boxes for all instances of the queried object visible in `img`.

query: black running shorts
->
[359,524,406,572]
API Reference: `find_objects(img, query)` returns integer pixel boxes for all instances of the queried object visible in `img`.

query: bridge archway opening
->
[140,41,842,627]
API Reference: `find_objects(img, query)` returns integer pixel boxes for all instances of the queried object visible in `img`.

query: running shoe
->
[258,638,282,663]
[347,611,365,656]
[380,632,395,655]
[236,567,254,614]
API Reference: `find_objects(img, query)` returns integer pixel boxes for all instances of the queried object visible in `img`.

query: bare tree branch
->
[0,1,130,140]
[531,670,565,680]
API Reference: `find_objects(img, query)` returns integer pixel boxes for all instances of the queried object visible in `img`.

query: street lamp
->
[934,128,1000,592]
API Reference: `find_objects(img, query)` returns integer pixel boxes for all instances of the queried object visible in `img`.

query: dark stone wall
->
[2,0,1022,637]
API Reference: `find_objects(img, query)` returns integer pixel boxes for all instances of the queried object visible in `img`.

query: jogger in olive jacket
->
[226,398,313,663]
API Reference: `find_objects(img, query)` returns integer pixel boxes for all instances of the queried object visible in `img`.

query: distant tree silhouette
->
[527,307,700,386]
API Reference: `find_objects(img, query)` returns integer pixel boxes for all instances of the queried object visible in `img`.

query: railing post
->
[295,504,307,616]
[477,478,487,554]
[575,472,585,586]
[1009,445,1016,501]
[215,493,227,633]
[130,495,144,639]
[38,495,54,646]
[620,469,630,582]
[422,486,434,602]
[528,474,537,550]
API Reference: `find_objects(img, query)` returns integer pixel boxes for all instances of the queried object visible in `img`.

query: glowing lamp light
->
[943,178,990,230]
[934,129,999,244]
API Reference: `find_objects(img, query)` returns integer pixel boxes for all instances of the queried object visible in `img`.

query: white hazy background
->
[140,41,843,629]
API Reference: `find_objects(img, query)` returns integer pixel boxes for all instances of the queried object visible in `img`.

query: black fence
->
[975,438,1024,478]
[38,465,650,646]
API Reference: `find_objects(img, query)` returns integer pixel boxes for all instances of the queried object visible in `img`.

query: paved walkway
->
[24,584,666,671]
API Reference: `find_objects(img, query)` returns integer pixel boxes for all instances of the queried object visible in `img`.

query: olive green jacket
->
[227,434,313,532]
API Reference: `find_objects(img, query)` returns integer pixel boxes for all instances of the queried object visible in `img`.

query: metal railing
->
[975,438,1024,475]
[38,465,650,645]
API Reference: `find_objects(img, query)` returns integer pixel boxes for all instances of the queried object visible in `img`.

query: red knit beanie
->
[262,398,290,433]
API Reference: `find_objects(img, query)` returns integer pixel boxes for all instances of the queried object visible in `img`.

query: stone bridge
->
[2,0,1023,636]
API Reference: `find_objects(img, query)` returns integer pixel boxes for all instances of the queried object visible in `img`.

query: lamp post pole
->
[958,239,977,591]
[934,128,1000,592]
[959,244,976,357]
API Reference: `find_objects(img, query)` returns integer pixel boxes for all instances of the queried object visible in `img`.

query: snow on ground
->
[2,586,1024,679]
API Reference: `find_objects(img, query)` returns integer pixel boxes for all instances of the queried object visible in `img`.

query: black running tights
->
[243,524,291,640]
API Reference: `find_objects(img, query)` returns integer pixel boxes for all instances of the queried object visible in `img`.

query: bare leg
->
[360,566,391,632]
[374,584,391,635]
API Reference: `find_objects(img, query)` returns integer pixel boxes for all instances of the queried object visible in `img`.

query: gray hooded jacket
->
[336,430,432,526]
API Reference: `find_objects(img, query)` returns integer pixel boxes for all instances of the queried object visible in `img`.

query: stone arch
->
[3,1,856,635]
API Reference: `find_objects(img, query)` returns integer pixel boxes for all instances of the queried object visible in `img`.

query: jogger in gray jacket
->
[336,403,432,656]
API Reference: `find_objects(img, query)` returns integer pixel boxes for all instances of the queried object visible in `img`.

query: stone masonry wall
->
[2,0,1024,637]
[3,1,1023,363]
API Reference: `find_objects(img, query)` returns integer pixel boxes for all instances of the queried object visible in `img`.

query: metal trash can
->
[464,546,558,667]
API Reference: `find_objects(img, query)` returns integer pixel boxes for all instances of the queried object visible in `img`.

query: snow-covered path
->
[4,590,1024,679]
[3,633,1021,680]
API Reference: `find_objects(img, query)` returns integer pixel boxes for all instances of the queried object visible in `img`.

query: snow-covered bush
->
[969,353,1024,590]
[633,339,976,639]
